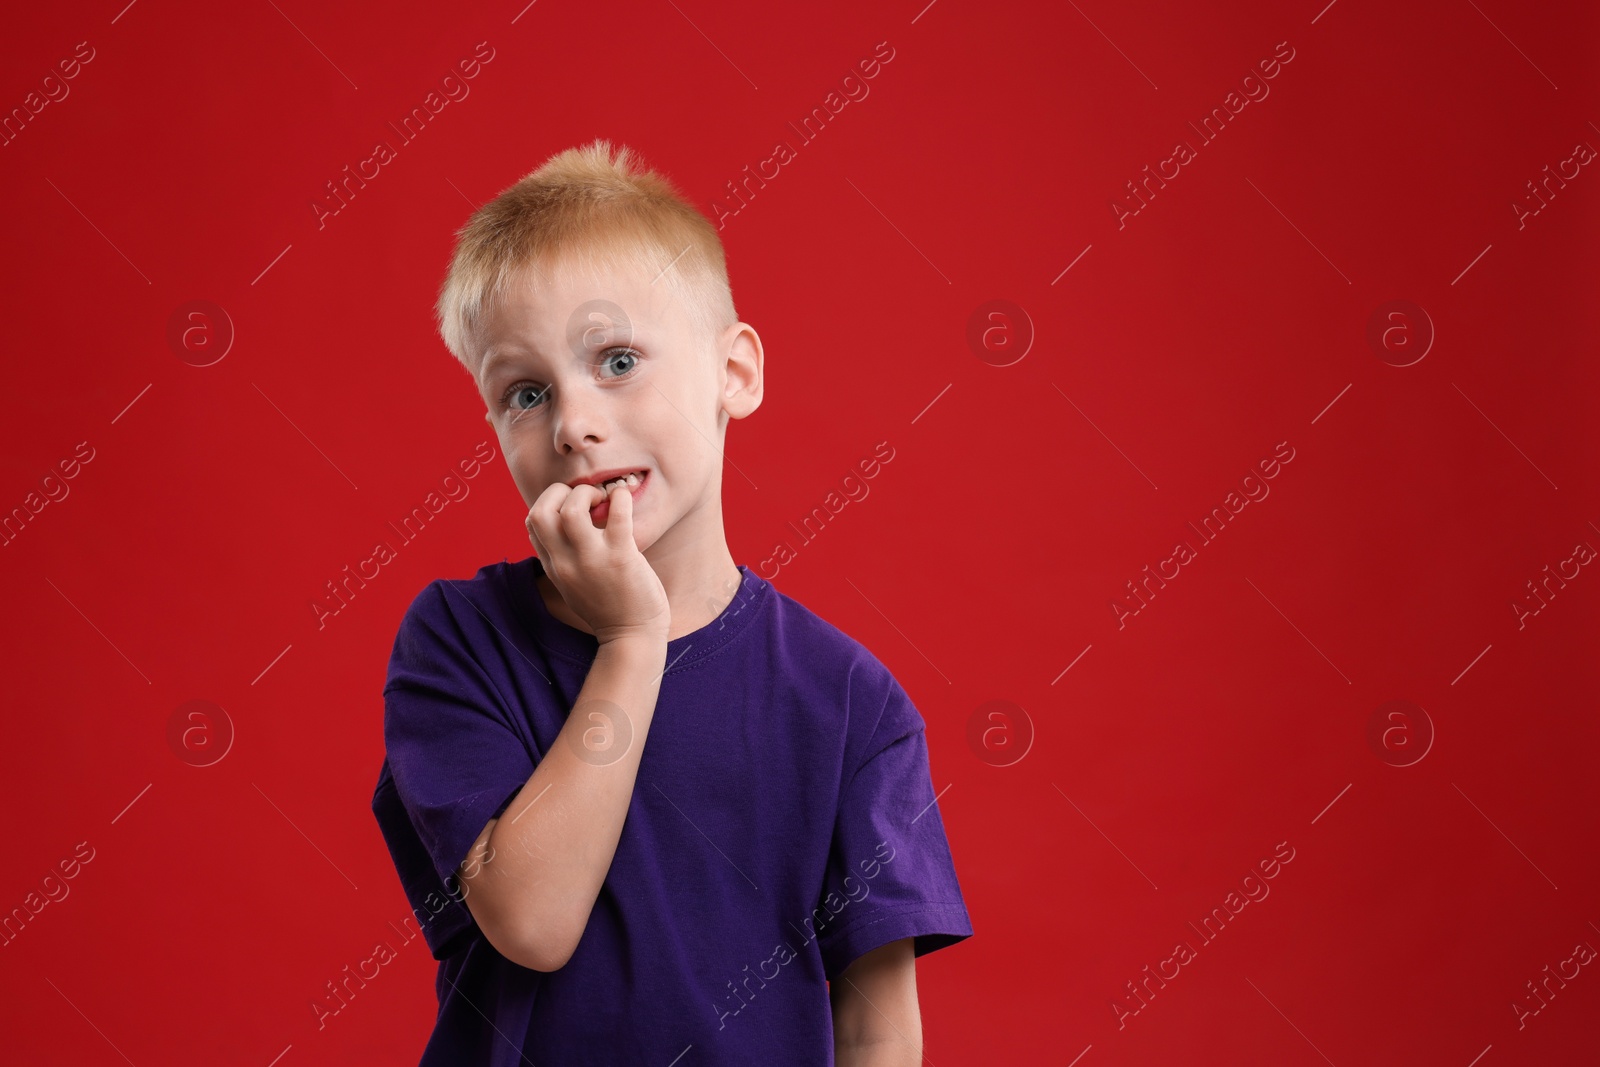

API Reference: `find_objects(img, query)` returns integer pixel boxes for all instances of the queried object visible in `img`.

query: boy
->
[370,139,972,1066]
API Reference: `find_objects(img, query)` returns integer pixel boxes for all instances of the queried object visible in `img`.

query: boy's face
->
[469,253,761,560]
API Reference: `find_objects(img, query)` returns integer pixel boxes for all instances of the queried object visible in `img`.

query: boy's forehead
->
[474,256,695,379]
[496,258,679,339]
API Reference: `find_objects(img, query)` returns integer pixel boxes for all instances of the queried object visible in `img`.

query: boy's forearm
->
[462,632,667,970]
[832,940,923,1066]
[834,1034,923,1067]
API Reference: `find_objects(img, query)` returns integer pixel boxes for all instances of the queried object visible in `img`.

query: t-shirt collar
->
[512,555,769,671]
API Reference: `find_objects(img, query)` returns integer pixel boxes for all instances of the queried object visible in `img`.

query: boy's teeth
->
[600,471,643,491]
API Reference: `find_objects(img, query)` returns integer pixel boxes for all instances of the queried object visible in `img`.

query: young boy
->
[370,139,972,1066]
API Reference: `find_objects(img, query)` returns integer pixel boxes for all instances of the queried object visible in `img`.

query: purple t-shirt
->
[370,554,972,1066]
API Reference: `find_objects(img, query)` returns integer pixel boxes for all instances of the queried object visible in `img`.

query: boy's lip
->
[567,466,650,489]
[588,469,647,522]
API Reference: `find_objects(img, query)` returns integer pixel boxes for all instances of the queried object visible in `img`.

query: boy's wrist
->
[597,627,669,651]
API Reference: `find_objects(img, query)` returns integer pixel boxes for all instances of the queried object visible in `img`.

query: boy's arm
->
[456,631,667,972]
[831,938,923,1067]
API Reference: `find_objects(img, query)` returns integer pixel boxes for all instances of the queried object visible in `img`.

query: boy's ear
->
[721,323,763,420]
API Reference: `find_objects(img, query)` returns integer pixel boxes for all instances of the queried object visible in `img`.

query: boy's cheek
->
[507,464,544,509]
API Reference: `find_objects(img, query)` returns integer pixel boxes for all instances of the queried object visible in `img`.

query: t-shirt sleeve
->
[377,579,537,958]
[815,671,974,982]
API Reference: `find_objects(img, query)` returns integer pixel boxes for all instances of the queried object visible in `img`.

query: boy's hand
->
[526,479,670,645]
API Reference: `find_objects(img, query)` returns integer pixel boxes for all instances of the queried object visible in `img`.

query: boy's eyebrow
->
[478,344,565,387]
[479,324,653,385]
[479,347,534,384]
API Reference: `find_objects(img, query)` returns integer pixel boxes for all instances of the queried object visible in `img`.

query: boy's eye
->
[599,347,639,377]
[505,383,550,411]
[500,348,641,413]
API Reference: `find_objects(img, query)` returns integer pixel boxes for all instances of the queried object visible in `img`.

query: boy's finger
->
[529,482,572,543]
[558,483,606,553]
[525,511,548,560]
[532,482,589,564]
[603,477,632,551]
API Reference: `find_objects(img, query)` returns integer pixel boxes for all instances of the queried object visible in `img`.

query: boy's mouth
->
[585,469,649,521]
[595,469,646,495]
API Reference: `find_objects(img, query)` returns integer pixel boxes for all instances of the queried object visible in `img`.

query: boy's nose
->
[551,393,608,452]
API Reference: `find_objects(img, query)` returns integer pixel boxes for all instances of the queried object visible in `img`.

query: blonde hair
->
[434,139,738,373]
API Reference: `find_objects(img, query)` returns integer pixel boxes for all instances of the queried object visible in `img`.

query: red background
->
[3,0,1597,1063]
